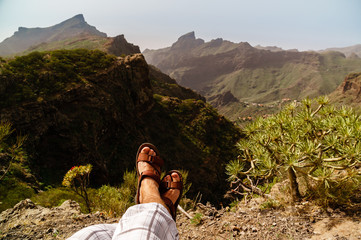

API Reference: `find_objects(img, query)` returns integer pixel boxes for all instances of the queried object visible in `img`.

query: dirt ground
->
[0,198,360,239]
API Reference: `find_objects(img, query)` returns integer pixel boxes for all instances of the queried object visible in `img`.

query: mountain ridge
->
[0,14,107,56]
[319,44,361,58]
[143,32,361,120]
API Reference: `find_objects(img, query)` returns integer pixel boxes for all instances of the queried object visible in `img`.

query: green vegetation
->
[190,213,203,225]
[22,36,109,55]
[157,97,240,154]
[31,169,193,217]
[62,164,93,213]
[226,97,361,208]
[0,49,115,107]
[0,49,241,210]
[31,187,90,212]
[91,170,137,217]
[0,122,34,212]
[32,170,136,216]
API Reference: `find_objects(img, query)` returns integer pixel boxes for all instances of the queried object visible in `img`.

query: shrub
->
[92,170,137,217]
[62,164,92,212]
[31,187,92,213]
[0,177,34,212]
[0,122,33,212]
[226,97,361,208]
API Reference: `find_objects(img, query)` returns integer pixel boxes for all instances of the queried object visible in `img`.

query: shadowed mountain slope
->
[0,50,240,204]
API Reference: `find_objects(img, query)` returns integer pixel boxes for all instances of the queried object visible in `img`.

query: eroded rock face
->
[107,35,141,56]
[329,72,361,105]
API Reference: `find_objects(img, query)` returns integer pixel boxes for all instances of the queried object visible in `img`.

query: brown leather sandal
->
[135,143,164,204]
[160,170,183,221]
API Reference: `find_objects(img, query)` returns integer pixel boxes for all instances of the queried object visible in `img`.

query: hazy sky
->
[0,0,360,51]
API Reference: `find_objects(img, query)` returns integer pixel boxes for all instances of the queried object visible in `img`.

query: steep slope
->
[0,50,240,204]
[0,14,107,56]
[143,32,361,120]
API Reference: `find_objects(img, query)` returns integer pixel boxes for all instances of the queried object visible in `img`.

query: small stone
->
[232,225,240,232]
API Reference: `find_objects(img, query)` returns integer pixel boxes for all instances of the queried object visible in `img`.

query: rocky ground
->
[1,198,360,240]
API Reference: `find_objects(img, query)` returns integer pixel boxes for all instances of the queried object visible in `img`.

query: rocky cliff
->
[329,72,361,106]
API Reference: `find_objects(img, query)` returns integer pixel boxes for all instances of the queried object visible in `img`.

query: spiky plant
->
[226,96,361,207]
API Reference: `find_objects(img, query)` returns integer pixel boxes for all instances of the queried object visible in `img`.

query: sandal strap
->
[162,196,176,220]
[161,181,183,190]
[137,153,164,175]
[139,170,161,185]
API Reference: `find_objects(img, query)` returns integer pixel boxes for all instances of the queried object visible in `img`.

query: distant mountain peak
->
[58,14,87,26]
[0,14,106,56]
[171,31,204,50]
[73,14,85,21]
[178,31,196,41]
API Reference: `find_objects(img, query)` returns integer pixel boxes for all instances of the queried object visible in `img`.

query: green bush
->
[226,96,361,208]
[31,187,93,213]
[0,177,34,212]
[0,122,34,212]
[92,170,137,217]
[62,164,93,213]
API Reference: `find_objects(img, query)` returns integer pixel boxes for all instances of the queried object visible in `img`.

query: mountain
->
[143,32,361,120]
[0,14,108,56]
[320,44,361,58]
[0,49,240,207]
[0,14,141,57]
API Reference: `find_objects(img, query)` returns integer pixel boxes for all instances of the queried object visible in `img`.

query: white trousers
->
[67,203,179,240]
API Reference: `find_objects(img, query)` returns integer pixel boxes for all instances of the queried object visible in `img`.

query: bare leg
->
[137,147,180,215]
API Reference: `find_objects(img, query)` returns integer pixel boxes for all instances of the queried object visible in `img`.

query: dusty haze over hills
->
[144,32,361,120]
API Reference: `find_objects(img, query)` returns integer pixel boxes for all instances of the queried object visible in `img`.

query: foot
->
[137,146,162,204]
[160,171,183,221]
[137,146,161,180]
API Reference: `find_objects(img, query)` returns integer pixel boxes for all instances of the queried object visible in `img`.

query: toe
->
[141,146,150,154]
[171,172,180,182]
[149,149,156,156]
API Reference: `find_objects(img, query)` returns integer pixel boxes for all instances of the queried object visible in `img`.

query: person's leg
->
[137,146,181,213]
[67,223,117,240]
[112,145,182,240]
[67,144,182,240]
[160,171,183,221]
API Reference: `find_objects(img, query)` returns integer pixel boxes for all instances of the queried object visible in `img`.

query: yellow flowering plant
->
[62,164,92,212]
